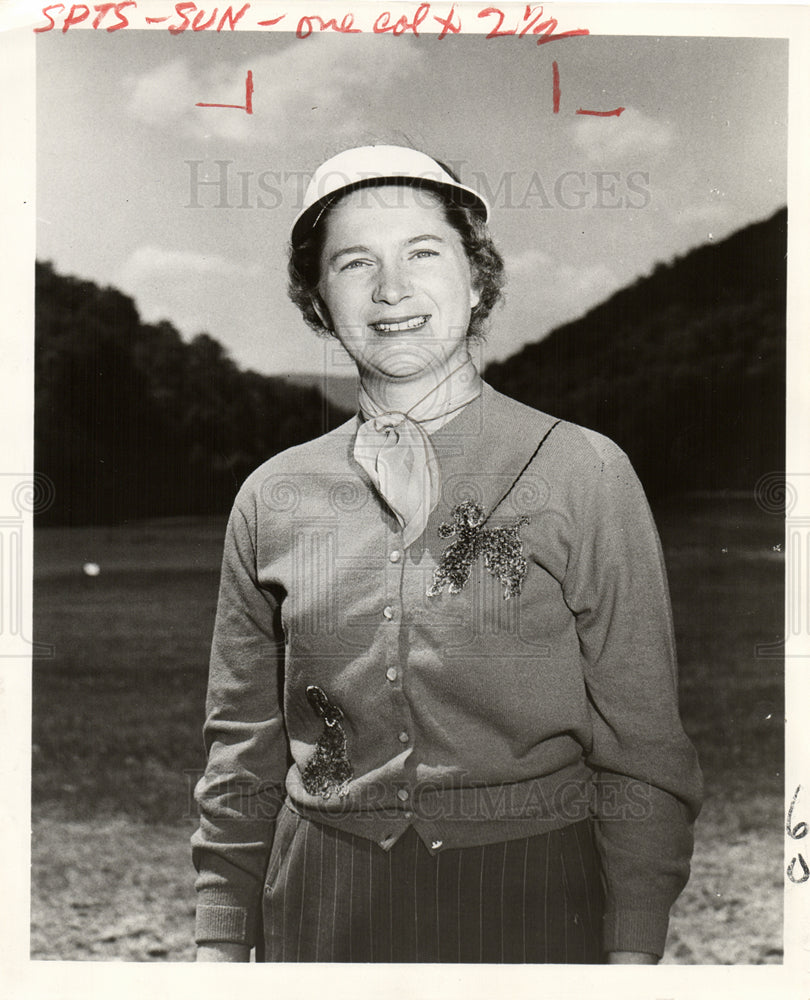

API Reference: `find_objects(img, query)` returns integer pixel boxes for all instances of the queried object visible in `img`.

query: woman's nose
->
[372,261,413,305]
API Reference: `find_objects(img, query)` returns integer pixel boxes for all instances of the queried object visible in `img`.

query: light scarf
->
[353,358,482,549]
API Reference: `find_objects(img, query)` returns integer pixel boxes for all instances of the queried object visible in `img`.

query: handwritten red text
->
[34,1,135,31]
[478,4,588,45]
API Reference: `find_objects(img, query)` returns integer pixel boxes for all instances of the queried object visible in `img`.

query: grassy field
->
[31,496,784,963]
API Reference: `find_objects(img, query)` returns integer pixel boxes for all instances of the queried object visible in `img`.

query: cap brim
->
[290,176,489,247]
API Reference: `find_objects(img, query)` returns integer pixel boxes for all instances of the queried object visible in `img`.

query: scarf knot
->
[354,359,482,548]
[372,412,408,433]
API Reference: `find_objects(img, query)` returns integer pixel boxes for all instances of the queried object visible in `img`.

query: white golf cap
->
[290,145,490,246]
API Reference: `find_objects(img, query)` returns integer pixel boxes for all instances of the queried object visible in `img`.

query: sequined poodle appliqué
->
[301,685,353,799]
[427,499,530,601]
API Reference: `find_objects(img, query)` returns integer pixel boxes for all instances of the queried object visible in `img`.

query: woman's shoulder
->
[481,382,628,470]
[234,413,360,506]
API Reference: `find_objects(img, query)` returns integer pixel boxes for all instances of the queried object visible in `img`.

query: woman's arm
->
[565,446,703,960]
[191,497,288,958]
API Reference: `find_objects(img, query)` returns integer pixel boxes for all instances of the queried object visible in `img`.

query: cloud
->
[125,59,199,127]
[502,248,554,276]
[126,35,426,145]
[502,248,617,308]
[550,262,618,303]
[570,107,674,166]
[116,245,262,337]
[671,199,735,237]
[118,246,255,282]
[485,255,622,364]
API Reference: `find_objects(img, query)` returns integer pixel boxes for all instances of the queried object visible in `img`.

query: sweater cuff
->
[603,908,670,959]
[195,886,260,947]
[196,905,249,946]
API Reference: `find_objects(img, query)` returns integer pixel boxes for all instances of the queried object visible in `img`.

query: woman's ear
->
[311,293,333,333]
[469,281,481,311]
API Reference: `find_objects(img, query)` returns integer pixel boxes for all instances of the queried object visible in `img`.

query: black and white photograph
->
[1,1,809,995]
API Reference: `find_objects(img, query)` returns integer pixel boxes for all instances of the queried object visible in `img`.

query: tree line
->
[35,262,349,525]
[486,207,786,499]
[35,206,786,524]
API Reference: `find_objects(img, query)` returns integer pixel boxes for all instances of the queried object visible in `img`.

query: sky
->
[36,28,788,377]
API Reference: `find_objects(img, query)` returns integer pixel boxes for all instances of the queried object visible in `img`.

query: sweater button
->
[382,605,394,620]
[397,788,410,801]
[386,667,398,682]
[398,731,409,744]
[389,550,401,563]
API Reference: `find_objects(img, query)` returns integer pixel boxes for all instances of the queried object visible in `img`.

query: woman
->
[192,145,703,964]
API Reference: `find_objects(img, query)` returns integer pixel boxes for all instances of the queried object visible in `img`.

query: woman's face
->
[314,185,480,380]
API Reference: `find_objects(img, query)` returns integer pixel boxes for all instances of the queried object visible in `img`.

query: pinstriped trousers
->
[260,805,605,963]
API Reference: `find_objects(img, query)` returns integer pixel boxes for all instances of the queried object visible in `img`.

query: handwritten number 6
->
[786,785,807,840]
[785,786,809,884]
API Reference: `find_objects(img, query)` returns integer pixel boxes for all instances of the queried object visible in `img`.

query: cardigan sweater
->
[191,382,703,958]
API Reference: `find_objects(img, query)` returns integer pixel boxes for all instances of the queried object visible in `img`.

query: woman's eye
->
[412,249,439,259]
[341,259,371,271]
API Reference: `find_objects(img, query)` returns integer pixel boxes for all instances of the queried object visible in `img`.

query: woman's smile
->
[370,314,432,334]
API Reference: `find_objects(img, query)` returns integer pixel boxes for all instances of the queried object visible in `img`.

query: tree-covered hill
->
[35,262,351,525]
[485,208,786,498]
[36,207,786,523]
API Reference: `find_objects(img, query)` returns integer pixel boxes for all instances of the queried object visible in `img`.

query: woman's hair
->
[287,173,506,341]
